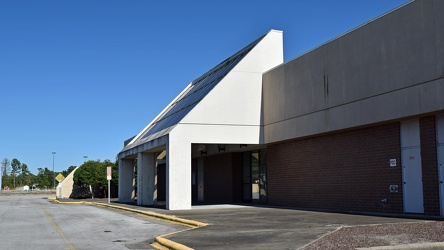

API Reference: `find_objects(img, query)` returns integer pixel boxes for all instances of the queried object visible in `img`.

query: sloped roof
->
[123,33,267,151]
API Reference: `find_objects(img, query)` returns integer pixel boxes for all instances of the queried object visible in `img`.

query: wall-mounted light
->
[217,144,225,152]
[198,145,207,156]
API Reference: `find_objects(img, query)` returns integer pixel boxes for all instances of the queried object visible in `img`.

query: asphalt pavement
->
[0,194,183,250]
[88,202,440,250]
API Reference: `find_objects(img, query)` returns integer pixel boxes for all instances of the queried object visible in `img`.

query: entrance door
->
[437,115,444,216]
[401,119,424,213]
[402,148,424,213]
[242,149,267,203]
[251,149,267,203]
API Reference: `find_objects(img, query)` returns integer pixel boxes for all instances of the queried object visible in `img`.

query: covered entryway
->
[190,144,268,205]
[118,30,283,210]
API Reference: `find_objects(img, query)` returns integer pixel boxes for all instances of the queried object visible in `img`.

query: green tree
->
[39,175,51,189]
[73,160,118,198]
[61,165,77,178]
[36,167,53,189]
[19,163,32,186]
[11,158,21,188]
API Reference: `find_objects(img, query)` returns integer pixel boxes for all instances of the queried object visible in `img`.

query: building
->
[118,0,444,216]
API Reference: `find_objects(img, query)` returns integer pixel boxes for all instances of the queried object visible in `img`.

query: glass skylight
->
[140,34,265,140]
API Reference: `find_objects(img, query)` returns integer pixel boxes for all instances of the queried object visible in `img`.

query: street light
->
[52,152,56,189]
[83,156,88,163]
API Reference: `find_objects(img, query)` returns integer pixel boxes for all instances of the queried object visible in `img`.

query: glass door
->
[251,149,267,203]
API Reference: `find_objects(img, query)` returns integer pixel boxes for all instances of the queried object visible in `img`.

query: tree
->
[1,158,12,189]
[61,165,77,178]
[35,167,53,189]
[19,163,32,186]
[11,158,21,188]
[73,159,118,198]
[1,158,10,176]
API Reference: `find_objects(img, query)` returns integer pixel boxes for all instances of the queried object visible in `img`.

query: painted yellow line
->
[52,199,84,205]
[42,208,76,250]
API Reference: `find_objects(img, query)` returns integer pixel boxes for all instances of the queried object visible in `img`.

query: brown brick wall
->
[420,116,440,215]
[267,123,404,214]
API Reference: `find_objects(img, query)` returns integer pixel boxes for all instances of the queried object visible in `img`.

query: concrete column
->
[118,158,135,203]
[166,137,192,210]
[137,152,157,206]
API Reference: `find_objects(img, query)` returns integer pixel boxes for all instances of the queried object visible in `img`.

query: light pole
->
[83,156,88,163]
[52,152,56,189]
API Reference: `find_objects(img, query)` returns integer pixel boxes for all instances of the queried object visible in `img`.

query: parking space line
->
[42,208,76,250]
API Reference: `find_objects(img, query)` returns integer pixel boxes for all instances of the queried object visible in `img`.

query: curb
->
[90,202,207,228]
[51,199,84,205]
[356,242,444,249]
[89,202,207,250]
[155,236,194,250]
[49,199,207,250]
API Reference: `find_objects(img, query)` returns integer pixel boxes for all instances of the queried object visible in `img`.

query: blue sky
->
[0,0,410,175]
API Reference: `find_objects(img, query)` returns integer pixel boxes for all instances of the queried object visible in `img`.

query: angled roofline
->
[122,30,277,153]
[126,82,193,147]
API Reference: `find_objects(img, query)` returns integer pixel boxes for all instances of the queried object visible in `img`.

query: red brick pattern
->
[420,116,440,215]
[267,123,404,214]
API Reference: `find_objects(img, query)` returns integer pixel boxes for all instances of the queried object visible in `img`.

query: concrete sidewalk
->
[72,200,444,250]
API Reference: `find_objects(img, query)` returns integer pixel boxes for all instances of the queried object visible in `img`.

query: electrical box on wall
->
[390,159,397,167]
[389,185,399,193]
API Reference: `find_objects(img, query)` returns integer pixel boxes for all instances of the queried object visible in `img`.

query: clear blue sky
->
[0,0,410,175]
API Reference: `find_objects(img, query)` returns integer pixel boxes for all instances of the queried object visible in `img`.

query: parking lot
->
[3,193,444,249]
[0,193,183,250]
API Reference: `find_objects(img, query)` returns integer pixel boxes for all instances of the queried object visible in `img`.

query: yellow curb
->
[49,200,205,250]
[155,236,193,250]
[90,202,208,228]
[51,199,85,205]
[89,202,207,250]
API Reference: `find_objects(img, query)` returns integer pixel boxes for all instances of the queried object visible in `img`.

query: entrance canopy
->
[118,30,283,210]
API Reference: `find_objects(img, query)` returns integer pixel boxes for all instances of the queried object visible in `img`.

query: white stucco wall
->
[181,29,283,131]
[165,30,283,210]
[56,167,78,199]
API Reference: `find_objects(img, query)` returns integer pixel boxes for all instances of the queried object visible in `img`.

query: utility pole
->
[52,152,56,189]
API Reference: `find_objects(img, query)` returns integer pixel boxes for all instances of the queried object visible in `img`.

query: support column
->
[118,158,135,203]
[137,152,157,206]
[166,137,192,210]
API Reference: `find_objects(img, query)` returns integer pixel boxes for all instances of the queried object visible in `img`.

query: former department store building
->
[118,0,444,216]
